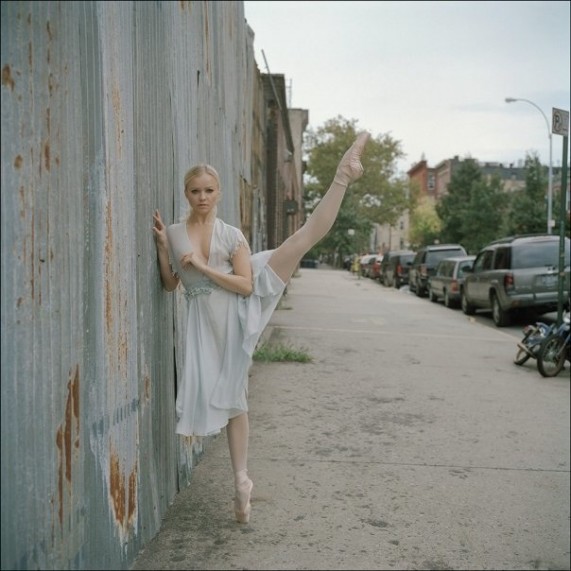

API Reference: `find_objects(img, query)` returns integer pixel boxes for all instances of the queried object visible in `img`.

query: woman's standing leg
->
[268,132,370,283]
[227,413,253,523]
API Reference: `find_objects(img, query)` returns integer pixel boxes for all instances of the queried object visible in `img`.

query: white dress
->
[166,218,286,437]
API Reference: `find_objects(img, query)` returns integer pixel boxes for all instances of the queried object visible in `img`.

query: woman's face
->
[184,172,220,215]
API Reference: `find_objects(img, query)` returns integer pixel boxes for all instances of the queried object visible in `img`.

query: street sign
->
[552,108,569,136]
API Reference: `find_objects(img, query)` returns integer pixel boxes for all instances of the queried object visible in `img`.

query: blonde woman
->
[152,132,369,523]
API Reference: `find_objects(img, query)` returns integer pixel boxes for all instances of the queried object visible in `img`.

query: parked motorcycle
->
[513,320,554,366]
[536,312,570,378]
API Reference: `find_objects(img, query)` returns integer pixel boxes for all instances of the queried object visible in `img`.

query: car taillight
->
[450,280,459,293]
[504,273,514,290]
[396,264,402,275]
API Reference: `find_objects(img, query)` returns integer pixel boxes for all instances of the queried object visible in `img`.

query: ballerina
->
[152,132,370,523]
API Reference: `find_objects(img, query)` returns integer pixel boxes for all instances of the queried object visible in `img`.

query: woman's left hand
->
[180,251,208,272]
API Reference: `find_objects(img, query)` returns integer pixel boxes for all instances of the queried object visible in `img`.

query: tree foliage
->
[303,116,409,260]
[408,195,442,249]
[436,158,509,253]
[505,153,549,235]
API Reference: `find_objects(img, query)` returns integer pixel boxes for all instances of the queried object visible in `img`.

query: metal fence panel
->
[1,1,258,569]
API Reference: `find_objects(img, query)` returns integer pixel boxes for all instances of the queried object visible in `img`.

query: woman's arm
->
[152,210,180,292]
[180,244,253,296]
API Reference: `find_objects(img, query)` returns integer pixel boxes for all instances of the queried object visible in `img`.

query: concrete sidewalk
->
[131,268,570,571]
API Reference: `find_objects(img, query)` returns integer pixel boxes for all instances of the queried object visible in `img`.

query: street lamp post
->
[505,97,553,234]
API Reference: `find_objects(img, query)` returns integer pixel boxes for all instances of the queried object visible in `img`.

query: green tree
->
[436,158,509,253]
[462,176,509,253]
[436,158,481,245]
[304,116,408,262]
[409,195,442,248]
[506,152,549,235]
[552,184,571,235]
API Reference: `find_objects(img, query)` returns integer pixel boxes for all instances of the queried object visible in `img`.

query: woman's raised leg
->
[268,132,370,283]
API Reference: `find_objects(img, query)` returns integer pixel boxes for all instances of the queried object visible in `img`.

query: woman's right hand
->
[152,209,168,249]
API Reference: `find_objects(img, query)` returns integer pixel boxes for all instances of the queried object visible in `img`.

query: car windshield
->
[512,241,570,269]
[428,249,464,264]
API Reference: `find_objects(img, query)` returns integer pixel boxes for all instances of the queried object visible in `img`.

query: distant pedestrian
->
[152,132,370,524]
[352,253,362,278]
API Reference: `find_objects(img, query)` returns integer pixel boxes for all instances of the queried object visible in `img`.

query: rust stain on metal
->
[72,366,80,448]
[55,365,81,527]
[55,426,64,526]
[110,451,125,524]
[111,85,123,159]
[128,469,137,524]
[104,202,113,332]
[14,155,23,169]
[43,141,50,172]
[48,72,54,94]
[109,445,138,529]
[43,108,51,171]
[64,365,80,481]
[19,185,26,221]
[143,374,151,403]
[2,64,15,91]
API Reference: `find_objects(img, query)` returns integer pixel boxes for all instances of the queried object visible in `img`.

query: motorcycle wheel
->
[514,347,531,366]
[537,335,566,377]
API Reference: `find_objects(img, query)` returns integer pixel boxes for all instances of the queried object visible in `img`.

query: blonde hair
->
[184,164,221,191]
[182,164,221,222]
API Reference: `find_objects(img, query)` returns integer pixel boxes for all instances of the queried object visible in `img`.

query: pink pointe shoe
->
[234,472,253,524]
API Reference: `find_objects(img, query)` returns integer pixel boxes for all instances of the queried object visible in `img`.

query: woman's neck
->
[187,212,216,225]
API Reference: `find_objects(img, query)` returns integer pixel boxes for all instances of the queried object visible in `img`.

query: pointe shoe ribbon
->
[333,131,370,187]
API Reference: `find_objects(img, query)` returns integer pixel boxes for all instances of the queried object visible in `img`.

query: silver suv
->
[409,243,467,297]
[461,234,570,327]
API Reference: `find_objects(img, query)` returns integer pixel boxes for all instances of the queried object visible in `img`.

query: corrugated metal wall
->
[0,1,266,569]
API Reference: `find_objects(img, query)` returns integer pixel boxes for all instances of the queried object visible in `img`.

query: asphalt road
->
[132,267,570,571]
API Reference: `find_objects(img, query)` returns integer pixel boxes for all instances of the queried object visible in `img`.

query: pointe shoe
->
[333,131,370,186]
[234,476,253,524]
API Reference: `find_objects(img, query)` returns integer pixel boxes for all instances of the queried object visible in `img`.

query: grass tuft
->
[253,343,312,363]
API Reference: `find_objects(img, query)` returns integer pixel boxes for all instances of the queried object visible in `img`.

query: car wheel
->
[461,291,475,315]
[444,289,453,308]
[491,292,510,327]
[415,279,425,297]
[429,287,438,303]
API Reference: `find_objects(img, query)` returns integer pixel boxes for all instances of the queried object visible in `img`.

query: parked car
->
[370,254,384,281]
[359,254,378,278]
[380,250,416,288]
[428,255,476,308]
[461,234,570,327]
[300,257,319,268]
[409,243,467,297]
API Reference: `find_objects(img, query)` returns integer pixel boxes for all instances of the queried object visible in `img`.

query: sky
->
[243,0,570,176]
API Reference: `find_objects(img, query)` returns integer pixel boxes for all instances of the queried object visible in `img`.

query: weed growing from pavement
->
[253,343,312,363]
